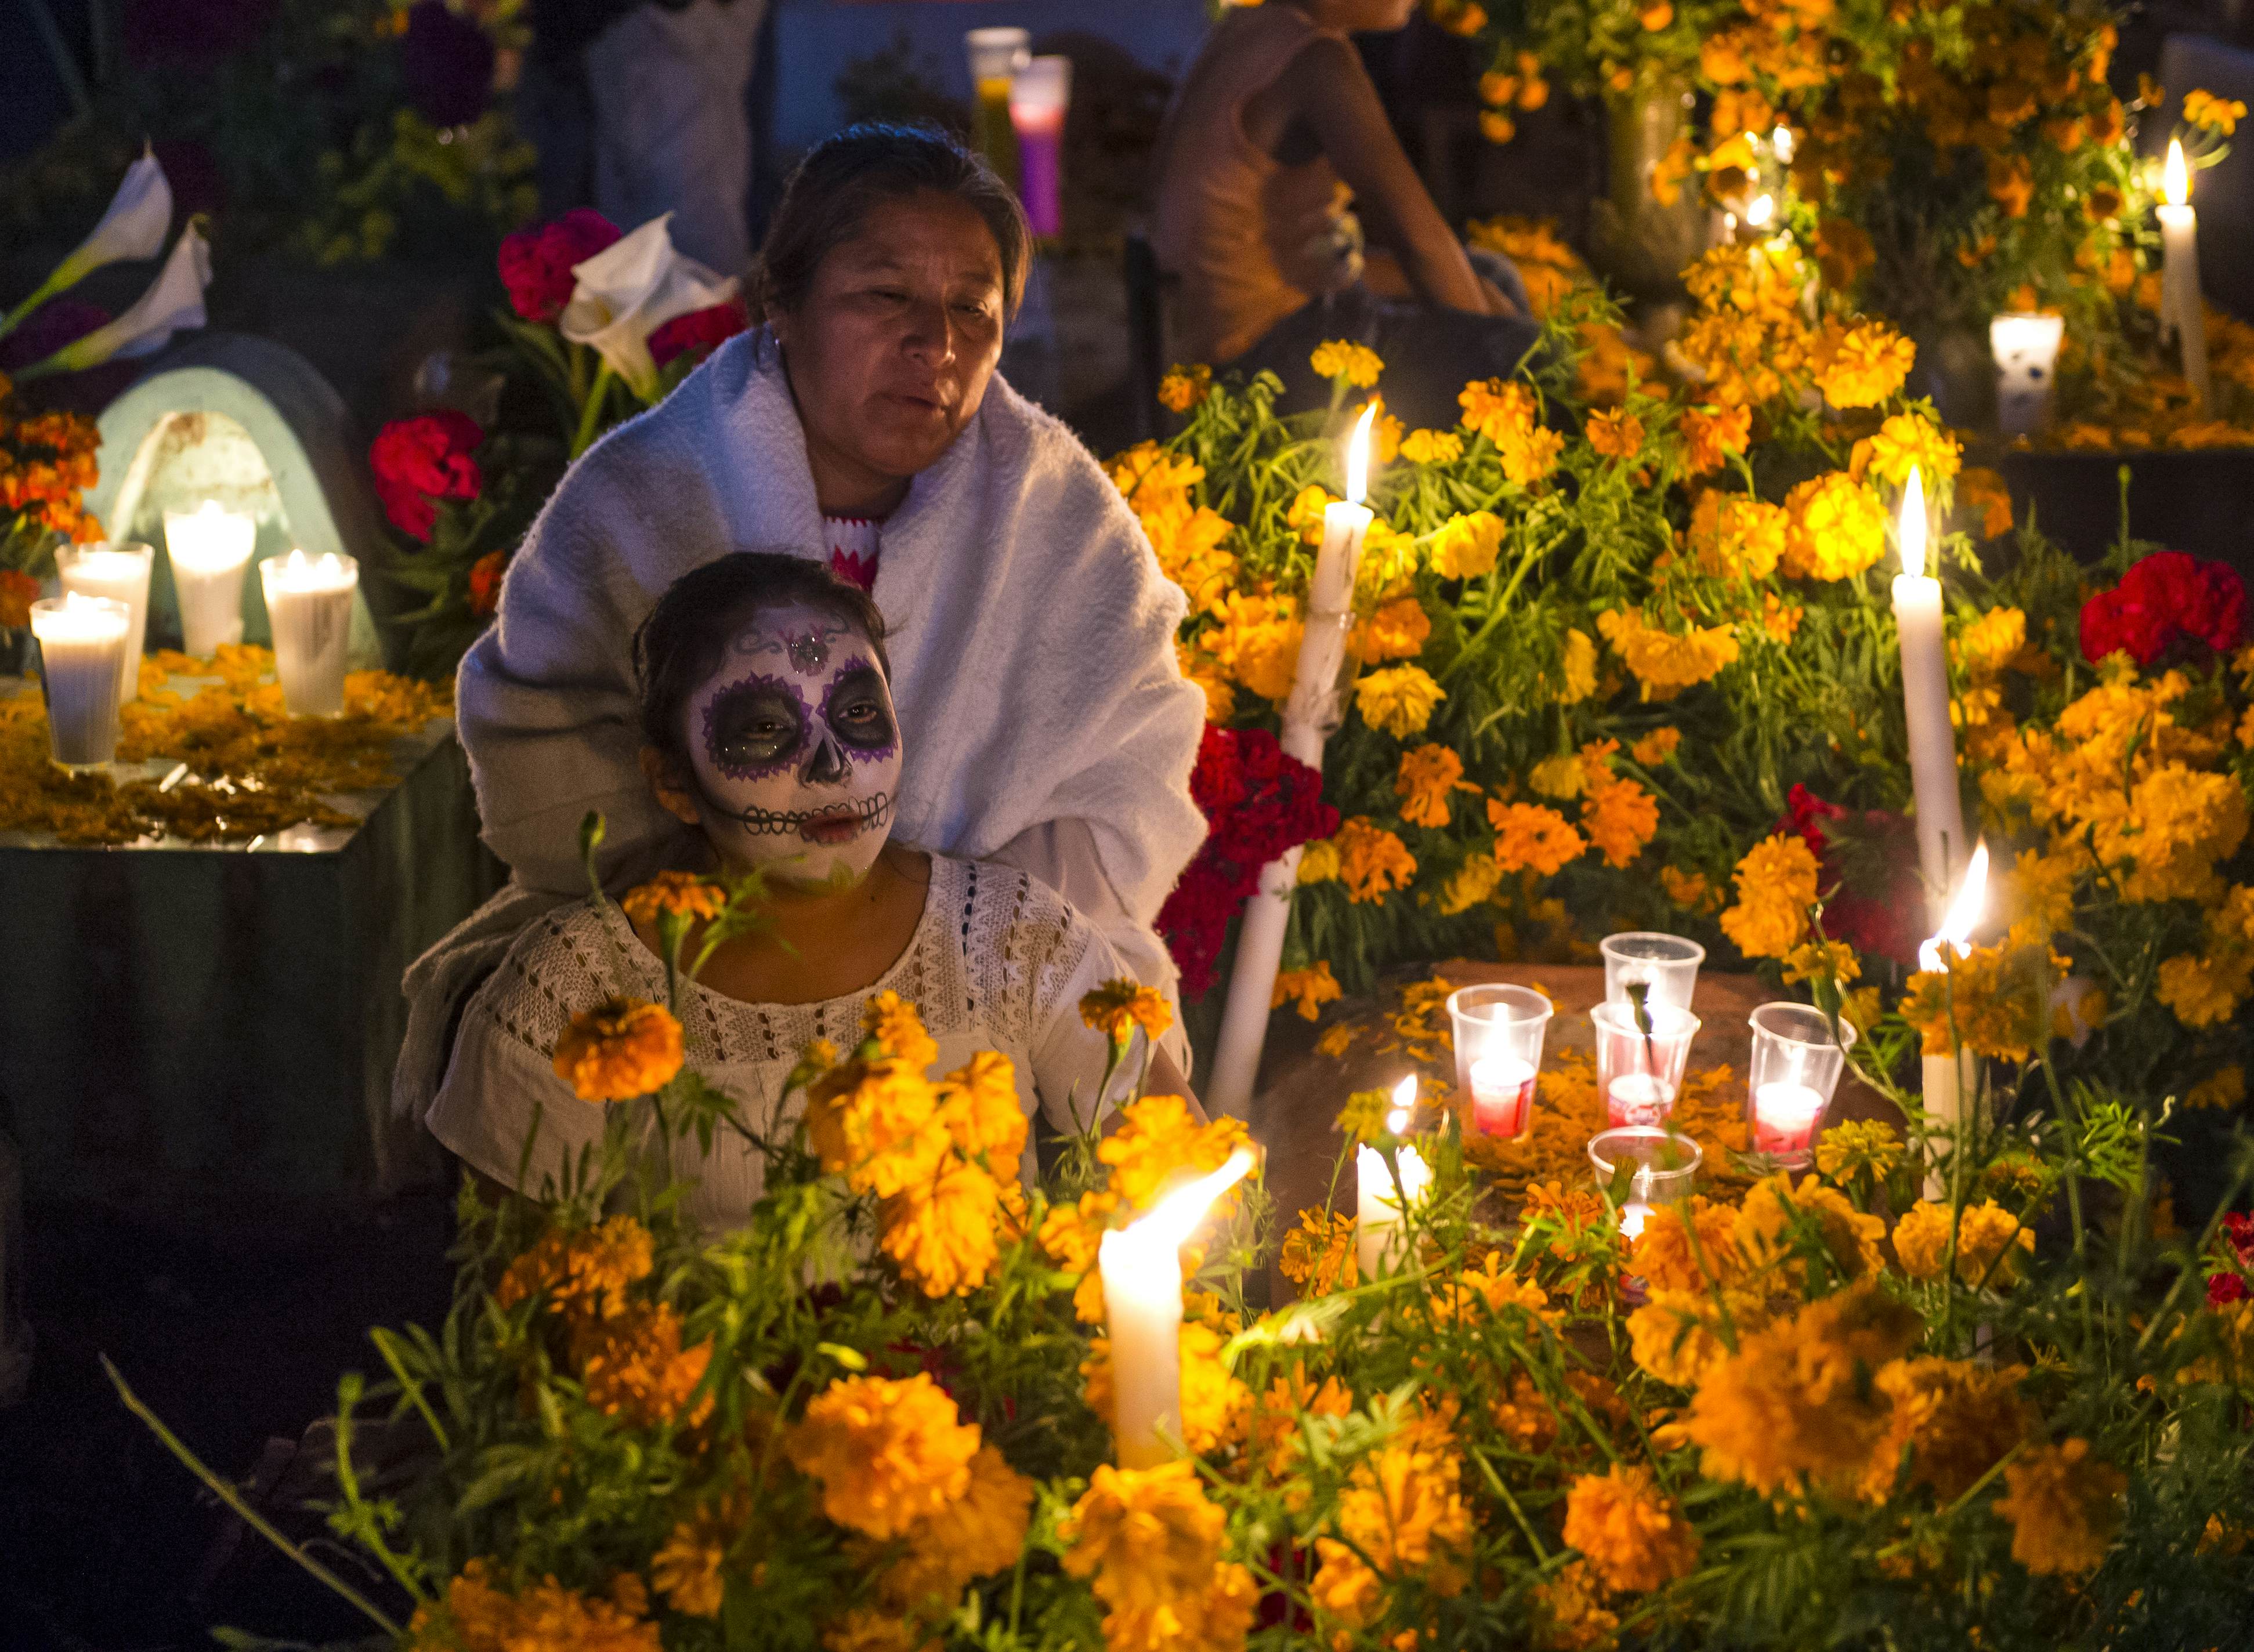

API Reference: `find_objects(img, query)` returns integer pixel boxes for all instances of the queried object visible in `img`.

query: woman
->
[430,554,1184,1230]
[397,125,1207,1131]
[1150,0,1543,429]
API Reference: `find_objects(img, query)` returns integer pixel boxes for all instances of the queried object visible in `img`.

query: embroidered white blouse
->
[426,854,1137,1232]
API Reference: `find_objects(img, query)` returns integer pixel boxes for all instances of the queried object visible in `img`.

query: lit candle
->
[1917,841,1988,1200]
[2159,139,2212,408]
[1355,1075,1431,1279]
[1605,1073,1675,1128]
[1890,467,1967,918]
[1205,404,1381,1117]
[1008,55,1072,240]
[1619,1198,1652,1241]
[1468,1055,1536,1137]
[164,502,255,657]
[56,541,153,704]
[965,28,1029,189]
[1097,1146,1256,1468]
[28,592,131,768]
[259,550,359,718]
[1989,312,2064,442]
[1752,1081,1826,1158]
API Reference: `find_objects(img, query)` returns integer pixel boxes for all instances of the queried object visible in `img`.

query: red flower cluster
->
[467,548,508,617]
[1779,784,1922,967]
[1158,725,1339,997]
[2079,550,2245,668]
[371,411,484,542]
[2208,1211,2253,1308]
[497,208,621,324]
[649,302,749,369]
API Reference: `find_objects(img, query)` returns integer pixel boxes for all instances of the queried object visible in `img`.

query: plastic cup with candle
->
[259,550,359,717]
[1745,1002,1859,1168]
[1599,931,1706,1014]
[55,540,153,704]
[28,593,131,769]
[1890,467,1967,915]
[1097,1146,1256,1468]
[164,502,256,657]
[1587,1126,1702,1238]
[1447,984,1552,1139]
[1989,312,2063,440]
[2159,138,2212,407]
[1590,1000,1699,1127]
[1917,841,1989,1198]
[1009,56,1072,240]
[965,28,1029,187]
[1354,1075,1431,1279]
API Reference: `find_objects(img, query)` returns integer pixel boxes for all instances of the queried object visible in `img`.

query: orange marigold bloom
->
[1679,404,1751,475]
[864,990,939,1069]
[1351,595,1432,662]
[1335,816,1419,902]
[786,1372,982,1541]
[1395,742,1471,827]
[495,1214,654,1324]
[551,997,685,1103]
[577,1300,715,1429]
[1273,960,1343,1020]
[1994,1439,2126,1575]
[406,1560,660,1652]
[1582,774,1659,868]
[1081,978,1174,1045]
[1813,320,1916,409]
[620,870,727,926]
[1586,407,1645,459]
[1562,1465,1700,1593]
[1489,800,1586,874]
[1856,412,1962,487]
[1717,833,1818,959]
[881,1158,1007,1297]
[1278,1207,1359,1294]
[1629,726,1680,766]
[934,1049,1027,1164]
[1157,364,1211,412]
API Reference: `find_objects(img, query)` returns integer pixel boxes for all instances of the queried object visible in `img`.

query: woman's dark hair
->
[754,122,1030,320]
[633,551,891,770]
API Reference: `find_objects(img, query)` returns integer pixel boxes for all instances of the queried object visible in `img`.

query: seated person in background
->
[428,553,1194,1231]
[1150,0,1543,430]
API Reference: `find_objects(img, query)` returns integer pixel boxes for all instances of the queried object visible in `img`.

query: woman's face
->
[664,602,903,889]
[772,192,1008,492]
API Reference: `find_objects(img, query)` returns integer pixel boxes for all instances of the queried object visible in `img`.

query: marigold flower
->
[864,990,938,1070]
[1679,404,1750,475]
[1428,509,1504,578]
[551,997,685,1103]
[1336,1443,1471,1592]
[1782,472,1888,580]
[652,1492,747,1617]
[1859,1357,2032,1504]
[875,1444,1034,1613]
[1156,363,1211,412]
[1350,596,1431,663]
[1439,853,1506,914]
[1563,1465,1699,1593]
[1660,865,1717,912]
[1629,726,1680,766]
[1995,1439,2126,1575]
[1815,1119,1902,1183]
[1354,663,1446,738]
[1272,961,1343,1020]
[881,1158,1006,1296]
[577,1300,714,1429]
[495,1214,654,1325]
[1901,939,2055,1061]
[1400,428,1464,465]
[1855,411,1962,487]
[1531,1558,1620,1651]
[1081,979,1175,1046]
[1812,320,1916,409]
[1099,1093,1253,1212]
[620,870,726,928]
[1279,1207,1359,1294]
[1309,339,1384,387]
[1717,833,1818,959]
[406,1559,659,1652]
[1394,743,1469,828]
[1204,591,1301,702]
[1144,502,1238,618]
[1958,466,2014,540]
[804,1055,951,1198]
[1736,1172,1887,1283]
[934,1049,1027,1163]
[1582,774,1660,868]
[1486,799,1584,875]
[2188,1064,2246,1109]
[1529,752,1586,799]
[1555,626,1598,704]
[1061,1461,1242,1627]
[1297,838,1341,885]
[2184,88,2246,134]
[1595,607,1740,698]
[1586,407,1645,458]
[1891,1199,2034,1285]
[1334,816,1419,901]
[1428,1251,1549,1323]
[786,1372,981,1540]
[1084,1320,1249,1454]
[1458,376,1535,444]
[1630,1194,1746,1291]
[1108,443,1204,519]
[1627,1288,1771,1386]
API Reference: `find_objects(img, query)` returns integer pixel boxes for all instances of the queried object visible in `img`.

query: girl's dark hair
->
[632,552,891,769]
[754,122,1030,320]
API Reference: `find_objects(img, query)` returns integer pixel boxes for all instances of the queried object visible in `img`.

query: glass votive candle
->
[164,502,256,656]
[1600,930,1706,1013]
[1591,999,1700,1128]
[1990,311,2063,441]
[965,27,1030,182]
[260,550,358,717]
[1746,1001,1859,1168]
[1448,984,1553,1139]
[28,593,130,768]
[1587,1126,1703,1239]
[1009,55,1072,239]
[56,540,153,704]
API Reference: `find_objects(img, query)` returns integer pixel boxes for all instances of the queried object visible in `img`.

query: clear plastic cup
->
[1745,1001,1858,1168]
[1448,984,1553,1140]
[1591,999,1699,1128]
[56,541,153,704]
[29,593,130,768]
[1587,1126,1703,1238]
[259,550,358,717]
[1601,930,1706,1013]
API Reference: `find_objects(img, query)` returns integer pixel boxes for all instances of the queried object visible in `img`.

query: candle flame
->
[1745,192,1775,227]
[1771,123,1795,162]
[1345,401,1379,506]
[1133,1146,1257,1251]
[1387,1073,1416,1134]
[1898,464,1929,579]
[1918,839,1989,970]
[2165,137,2190,208]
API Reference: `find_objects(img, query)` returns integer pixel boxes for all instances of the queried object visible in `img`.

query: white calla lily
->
[2,146,172,339]
[18,222,212,381]
[559,213,738,399]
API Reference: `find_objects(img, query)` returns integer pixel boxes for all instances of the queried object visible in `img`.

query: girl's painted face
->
[682,602,901,887]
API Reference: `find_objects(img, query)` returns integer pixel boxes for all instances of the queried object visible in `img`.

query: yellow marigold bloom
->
[1626,1289,1771,1386]
[551,997,684,1103]
[1901,939,2054,1061]
[1687,490,1789,579]
[1735,1172,1887,1281]
[1679,404,1750,475]
[1438,852,1506,914]
[1459,375,1533,441]
[1206,592,1301,702]
[864,990,938,1070]
[1684,1283,1922,1495]
[1489,799,1586,875]
[1337,1444,1472,1592]
[2110,765,2249,904]
[2188,1063,2246,1109]
[1427,509,1504,579]
[1061,1461,1250,1640]
[934,1049,1026,1163]
[1717,833,1817,959]
[1958,466,2014,539]
[1891,1199,2034,1285]
[1285,483,1338,544]
[1297,838,1342,885]
[1081,979,1174,1046]
[1630,726,1680,766]
[875,1444,1035,1614]
[1531,1559,1620,1651]
[823,1611,933,1652]
[1582,774,1659,868]
[1354,662,1446,738]
[407,1560,661,1652]
[2151,951,2244,1031]
[1595,607,1739,699]
[1815,1119,1902,1183]
[1038,1189,1119,1322]
[1310,339,1383,387]
[1660,865,1716,912]
[1309,1539,1383,1634]
[1156,363,1211,412]
[620,870,727,927]
[2185,88,2247,133]
[804,1055,951,1198]
[881,1158,1006,1297]
[652,1492,746,1618]
[1395,743,1470,827]
[786,1372,981,1541]
[1630,1194,1746,1291]
[495,1213,654,1324]
[1813,320,1916,409]
[1400,428,1464,465]
[1995,1439,2126,1575]
[1273,961,1343,1020]
[1099,1093,1253,1212]
[1500,420,1565,486]
[1144,502,1238,618]
[1855,411,1962,487]
[1859,1357,2032,1504]
[577,1301,714,1429]
[1554,626,1598,704]
[1108,443,1204,518]
[1781,472,1888,580]
[1334,816,1418,903]
[1586,407,1645,458]
[1279,1207,1359,1294]
[1529,752,1586,799]
[1562,1465,1699,1593]
[1350,595,1431,662]
[1428,1251,1549,1323]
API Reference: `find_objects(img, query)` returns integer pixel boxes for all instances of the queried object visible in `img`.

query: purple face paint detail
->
[786,629,831,672]
[816,655,899,766]
[700,672,811,780]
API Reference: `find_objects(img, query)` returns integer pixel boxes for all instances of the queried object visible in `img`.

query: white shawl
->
[393,329,1207,1126]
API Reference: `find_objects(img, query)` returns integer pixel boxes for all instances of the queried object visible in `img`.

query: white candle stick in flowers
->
[1917,841,1988,1201]
[28,593,131,768]
[164,502,256,657]
[1097,1146,1257,1469]
[1206,404,1381,1117]
[1355,1075,1433,1280]
[259,550,359,717]
[56,541,153,704]
[1890,466,1968,922]
[2159,139,2212,408]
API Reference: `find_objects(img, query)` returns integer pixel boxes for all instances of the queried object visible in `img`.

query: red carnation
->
[1779,783,1922,967]
[497,208,621,324]
[2079,550,2246,668]
[649,301,749,368]
[467,549,508,617]
[370,411,484,542]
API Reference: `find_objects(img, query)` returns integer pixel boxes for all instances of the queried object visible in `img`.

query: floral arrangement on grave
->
[1121,244,2253,1140]
[111,827,2254,1651]
[371,208,749,676]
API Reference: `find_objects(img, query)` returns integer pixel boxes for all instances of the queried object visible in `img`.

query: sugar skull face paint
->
[683,602,901,886]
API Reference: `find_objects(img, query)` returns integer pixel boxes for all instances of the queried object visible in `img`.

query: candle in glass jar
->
[1469,1055,1536,1137]
[1889,468,1967,915]
[260,550,359,717]
[1606,1073,1676,1128]
[164,502,256,657]
[1752,1081,1826,1158]
[1355,1076,1430,1279]
[56,541,153,704]
[2159,139,2212,407]
[1619,1200,1652,1241]
[28,593,131,768]
[1008,55,1072,240]
[965,28,1028,189]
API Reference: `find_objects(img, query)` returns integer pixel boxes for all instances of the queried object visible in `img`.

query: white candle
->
[1619,1200,1652,1241]
[259,550,358,718]
[1097,1147,1256,1468]
[1355,1075,1431,1279]
[164,502,256,657]
[1752,1081,1826,1158]
[2159,139,2212,408]
[1890,468,1967,918]
[1469,1055,1536,1137]
[1917,842,1988,1200]
[56,541,153,704]
[28,593,130,767]
[1989,313,2063,441]
[1605,1073,1676,1128]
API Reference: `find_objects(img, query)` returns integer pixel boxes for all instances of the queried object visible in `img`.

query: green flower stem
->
[571,361,615,458]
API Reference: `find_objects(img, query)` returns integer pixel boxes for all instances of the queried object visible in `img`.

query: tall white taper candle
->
[2159,139,2212,408]
[1918,842,1988,1200]
[1890,468,1967,917]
